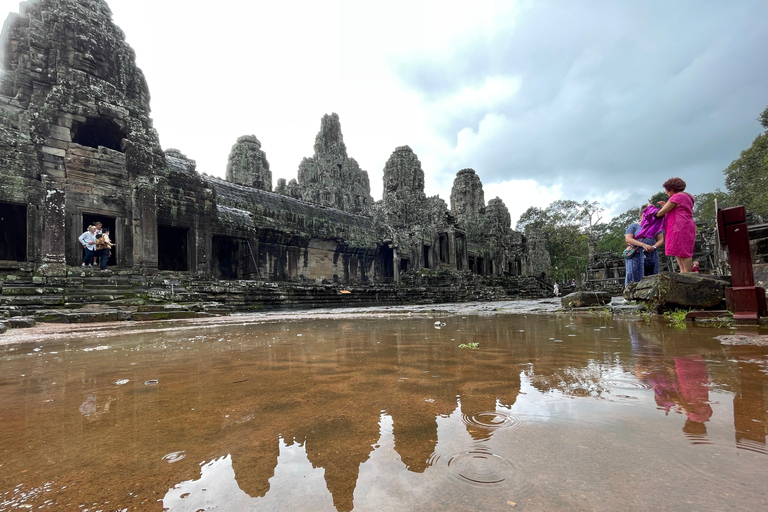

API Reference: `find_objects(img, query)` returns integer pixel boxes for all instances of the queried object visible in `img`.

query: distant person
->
[570,278,576,287]
[624,207,663,285]
[691,261,700,273]
[553,283,560,297]
[78,225,98,268]
[655,177,696,273]
[96,227,114,271]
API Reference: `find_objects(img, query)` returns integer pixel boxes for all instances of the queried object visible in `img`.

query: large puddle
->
[1,313,767,511]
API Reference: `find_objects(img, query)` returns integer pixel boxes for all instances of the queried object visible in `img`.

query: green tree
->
[693,190,731,229]
[724,106,768,222]
[516,200,595,281]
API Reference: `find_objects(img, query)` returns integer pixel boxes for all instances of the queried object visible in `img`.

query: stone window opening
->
[158,225,189,271]
[423,245,430,269]
[477,257,485,275]
[72,117,127,152]
[400,258,409,272]
[82,214,116,266]
[0,202,27,261]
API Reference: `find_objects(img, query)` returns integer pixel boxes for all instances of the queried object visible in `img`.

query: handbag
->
[622,246,639,259]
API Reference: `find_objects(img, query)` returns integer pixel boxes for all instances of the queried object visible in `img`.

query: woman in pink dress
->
[655,177,696,272]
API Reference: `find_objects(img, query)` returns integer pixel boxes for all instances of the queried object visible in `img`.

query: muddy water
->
[0,314,767,511]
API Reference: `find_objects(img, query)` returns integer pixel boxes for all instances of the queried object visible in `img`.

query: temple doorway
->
[0,202,27,261]
[158,226,189,271]
[82,213,116,266]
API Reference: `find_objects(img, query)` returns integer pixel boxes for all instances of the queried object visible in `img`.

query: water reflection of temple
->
[3,316,768,511]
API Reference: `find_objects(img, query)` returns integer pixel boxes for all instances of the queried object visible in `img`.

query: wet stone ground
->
[0,308,767,511]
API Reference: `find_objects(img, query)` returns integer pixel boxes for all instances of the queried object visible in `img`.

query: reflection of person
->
[78,225,98,268]
[691,261,700,273]
[629,323,713,438]
[655,177,696,273]
[625,207,664,285]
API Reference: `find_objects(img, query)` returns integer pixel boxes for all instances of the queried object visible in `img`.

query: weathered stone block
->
[561,291,611,308]
[630,272,728,310]
[0,322,6,334]
[131,312,169,321]
[8,317,36,328]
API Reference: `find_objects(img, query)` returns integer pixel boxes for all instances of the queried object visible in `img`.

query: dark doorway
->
[468,256,476,273]
[72,117,126,152]
[400,258,410,272]
[158,226,189,271]
[439,233,449,264]
[477,257,484,275]
[0,202,27,261]
[423,245,430,269]
[378,245,394,280]
[211,236,252,279]
[82,214,116,266]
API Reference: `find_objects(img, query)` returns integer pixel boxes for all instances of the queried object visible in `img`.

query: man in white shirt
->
[78,225,98,267]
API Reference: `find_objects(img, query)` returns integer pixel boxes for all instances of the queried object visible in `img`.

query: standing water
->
[0,314,766,511]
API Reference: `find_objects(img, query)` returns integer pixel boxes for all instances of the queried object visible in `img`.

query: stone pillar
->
[393,247,400,285]
[132,177,158,275]
[448,229,457,269]
[38,175,67,276]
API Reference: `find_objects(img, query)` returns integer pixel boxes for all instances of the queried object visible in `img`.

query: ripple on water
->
[462,410,523,431]
[144,380,159,386]
[604,378,651,391]
[162,451,186,463]
[443,448,533,498]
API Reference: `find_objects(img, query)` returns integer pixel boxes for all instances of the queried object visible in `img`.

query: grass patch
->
[458,342,479,350]
[663,308,690,329]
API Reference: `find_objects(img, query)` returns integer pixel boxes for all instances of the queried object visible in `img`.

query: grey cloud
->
[393,0,768,213]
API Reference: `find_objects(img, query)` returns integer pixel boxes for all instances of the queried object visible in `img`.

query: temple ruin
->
[0,0,551,313]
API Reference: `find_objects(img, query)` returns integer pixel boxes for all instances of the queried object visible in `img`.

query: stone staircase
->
[0,267,232,332]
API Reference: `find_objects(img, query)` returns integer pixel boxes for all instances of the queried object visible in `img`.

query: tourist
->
[636,203,665,277]
[624,207,663,285]
[553,282,560,297]
[655,177,696,273]
[96,227,114,271]
[78,225,98,268]
[691,261,700,273]
[93,222,103,266]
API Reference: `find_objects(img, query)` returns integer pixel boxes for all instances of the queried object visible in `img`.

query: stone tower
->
[450,169,485,216]
[382,146,426,226]
[296,113,373,214]
[485,197,512,236]
[226,135,272,191]
[0,0,165,273]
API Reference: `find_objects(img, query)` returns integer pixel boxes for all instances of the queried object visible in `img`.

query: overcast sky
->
[3,0,767,224]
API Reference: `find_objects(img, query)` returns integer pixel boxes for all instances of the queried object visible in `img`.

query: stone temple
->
[0,0,551,312]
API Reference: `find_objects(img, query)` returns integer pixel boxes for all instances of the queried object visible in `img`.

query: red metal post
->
[719,206,767,322]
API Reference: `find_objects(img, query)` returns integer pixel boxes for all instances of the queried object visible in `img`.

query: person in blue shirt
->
[625,207,664,286]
